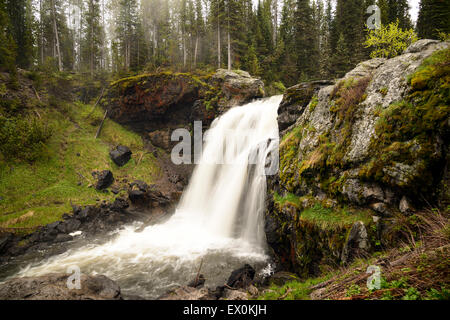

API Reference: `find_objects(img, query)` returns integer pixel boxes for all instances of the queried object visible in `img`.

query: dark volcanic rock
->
[93,170,114,190]
[128,181,170,208]
[109,145,132,167]
[226,264,255,289]
[0,273,122,300]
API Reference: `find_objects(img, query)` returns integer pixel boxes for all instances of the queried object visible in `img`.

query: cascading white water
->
[7,95,283,299]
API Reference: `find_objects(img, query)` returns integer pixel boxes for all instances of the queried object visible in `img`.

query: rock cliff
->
[265,40,450,276]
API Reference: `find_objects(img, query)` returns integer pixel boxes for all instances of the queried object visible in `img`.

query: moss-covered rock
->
[266,40,450,277]
[103,69,265,133]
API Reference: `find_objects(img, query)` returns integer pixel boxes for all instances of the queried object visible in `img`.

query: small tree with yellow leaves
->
[364,21,418,59]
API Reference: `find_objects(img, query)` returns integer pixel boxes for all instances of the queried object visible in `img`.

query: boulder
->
[226,264,255,289]
[0,273,122,300]
[148,129,172,150]
[341,221,369,264]
[109,145,132,167]
[93,170,114,190]
[210,69,265,112]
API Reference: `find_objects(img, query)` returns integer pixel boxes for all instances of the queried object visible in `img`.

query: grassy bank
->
[0,99,160,231]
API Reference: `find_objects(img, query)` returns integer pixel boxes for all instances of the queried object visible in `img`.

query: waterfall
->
[176,94,282,246]
[9,95,283,299]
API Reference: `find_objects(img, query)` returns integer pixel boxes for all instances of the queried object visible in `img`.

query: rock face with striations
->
[265,40,450,275]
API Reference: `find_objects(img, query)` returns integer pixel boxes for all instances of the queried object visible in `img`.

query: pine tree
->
[384,0,412,30]
[417,0,450,39]
[82,0,103,75]
[5,0,34,68]
[294,0,318,80]
[0,0,16,72]
[330,0,366,77]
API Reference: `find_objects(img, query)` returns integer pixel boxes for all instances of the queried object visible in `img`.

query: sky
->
[409,0,420,23]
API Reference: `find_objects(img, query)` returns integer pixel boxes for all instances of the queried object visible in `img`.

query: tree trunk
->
[40,0,44,65]
[227,4,231,71]
[194,36,198,69]
[51,0,63,72]
[217,15,221,68]
[90,0,94,76]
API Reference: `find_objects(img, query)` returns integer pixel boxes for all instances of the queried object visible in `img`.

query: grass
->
[273,190,372,230]
[258,274,332,300]
[300,204,372,229]
[0,100,161,230]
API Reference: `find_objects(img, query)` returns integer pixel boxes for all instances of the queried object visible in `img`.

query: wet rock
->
[92,170,114,190]
[226,264,255,289]
[111,197,129,211]
[0,233,13,254]
[158,286,213,300]
[0,273,122,300]
[54,234,73,243]
[187,274,206,288]
[109,145,132,167]
[128,181,170,208]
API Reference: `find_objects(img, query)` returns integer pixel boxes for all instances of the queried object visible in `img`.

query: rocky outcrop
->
[103,70,265,137]
[209,69,265,112]
[158,264,257,300]
[278,80,334,134]
[265,40,450,275]
[127,180,171,208]
[0,196,157,262]
[0,273,122,300]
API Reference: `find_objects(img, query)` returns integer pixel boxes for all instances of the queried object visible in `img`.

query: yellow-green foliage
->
[0,101,161,230]
[365,21,418,59]
[362,48,450,192]
[309,95,318,112]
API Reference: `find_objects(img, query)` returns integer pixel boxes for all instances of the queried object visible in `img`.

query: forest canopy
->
[0,0,448,87]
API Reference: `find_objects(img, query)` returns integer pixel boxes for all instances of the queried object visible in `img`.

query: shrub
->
[0,115,52,162]
[365,21,418,59]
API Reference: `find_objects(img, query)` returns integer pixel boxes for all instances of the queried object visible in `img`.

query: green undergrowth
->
[0,100,160,231]
[258,274,332,300]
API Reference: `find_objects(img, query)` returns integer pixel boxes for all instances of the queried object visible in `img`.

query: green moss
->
[300,203,372,230]
[361,48,450,194]
[309,95,318,112]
